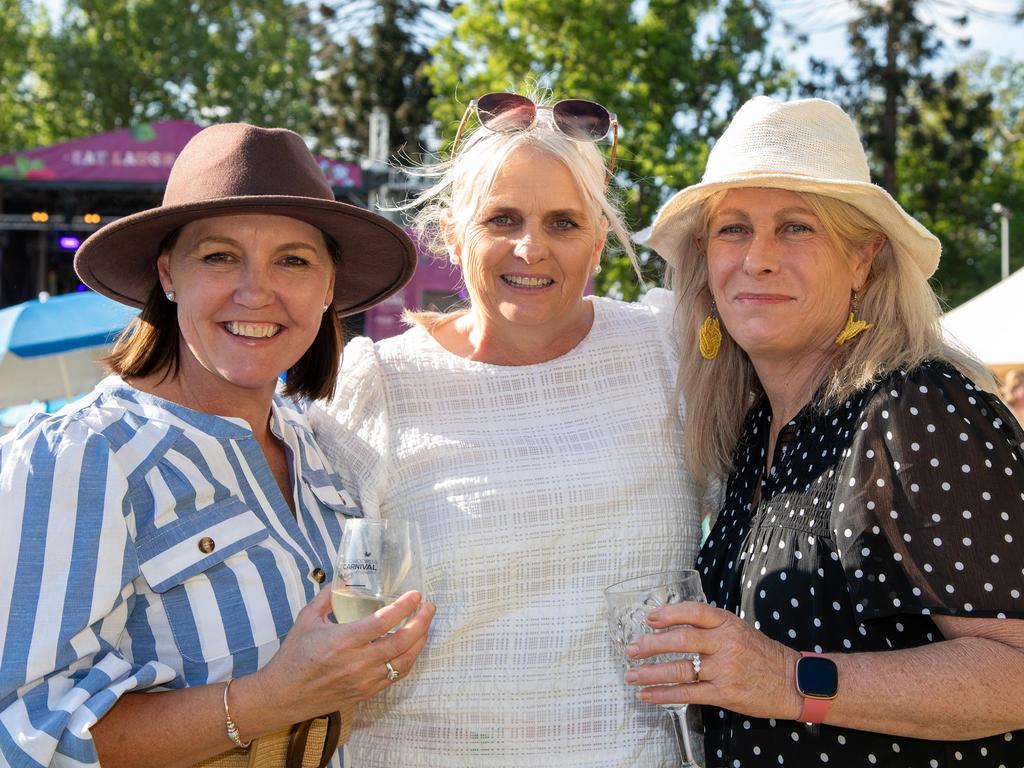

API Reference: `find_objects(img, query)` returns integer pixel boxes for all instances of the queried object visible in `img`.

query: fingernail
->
[626,643,640,657]
[624,670,638,683]
[637,690,651,702]
[647,609,663,622]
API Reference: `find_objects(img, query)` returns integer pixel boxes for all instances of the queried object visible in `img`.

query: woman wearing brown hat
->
[0,124,434,767]
[621,96,1024,766]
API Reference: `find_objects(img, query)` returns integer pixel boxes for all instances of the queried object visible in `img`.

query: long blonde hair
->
[668,189,993,480]
[394,95,638,327]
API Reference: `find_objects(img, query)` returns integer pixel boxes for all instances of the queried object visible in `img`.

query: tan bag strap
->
[193,703,353,768]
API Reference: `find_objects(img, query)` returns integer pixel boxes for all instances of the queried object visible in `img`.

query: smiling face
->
[157,213,335,401]
[447,145,606,337]
[705,188,875,369]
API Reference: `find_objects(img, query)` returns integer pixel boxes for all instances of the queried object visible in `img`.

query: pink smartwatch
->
[795,651,838,723]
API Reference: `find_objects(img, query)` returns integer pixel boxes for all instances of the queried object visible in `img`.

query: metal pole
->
[993,203,1013,282]
[37,230,48,296]
[1001,215,1010,282]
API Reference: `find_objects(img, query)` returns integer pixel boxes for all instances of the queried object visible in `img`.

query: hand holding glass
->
[604,569,706,768]
[332,519,424,629]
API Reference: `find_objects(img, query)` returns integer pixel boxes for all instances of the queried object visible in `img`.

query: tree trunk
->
[882,0,900,196]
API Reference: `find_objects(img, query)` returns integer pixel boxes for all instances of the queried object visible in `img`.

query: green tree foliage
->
[910,57,1024,307]
[2,0,315,152]
[304,0,450,160]
[800,1,1021,307]
[0,0,48,152]
[427,0,788,298]
[801,0,975,197]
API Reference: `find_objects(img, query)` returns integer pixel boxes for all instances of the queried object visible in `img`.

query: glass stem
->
[665,704,702,767]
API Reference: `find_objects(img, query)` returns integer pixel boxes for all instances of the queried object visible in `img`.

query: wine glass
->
[604,569,706,768]
[331,518,424,630]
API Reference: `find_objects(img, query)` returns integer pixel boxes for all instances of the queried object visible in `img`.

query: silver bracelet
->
[223,679,252,749]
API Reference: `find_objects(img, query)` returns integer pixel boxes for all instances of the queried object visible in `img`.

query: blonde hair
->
[394,94,638,327]
[667,189,994,480]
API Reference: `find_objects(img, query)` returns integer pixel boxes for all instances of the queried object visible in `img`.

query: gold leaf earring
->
[835,289,871,346]
[699,299,721,360]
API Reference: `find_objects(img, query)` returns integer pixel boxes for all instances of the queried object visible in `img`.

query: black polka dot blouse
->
[696,361,1024,767]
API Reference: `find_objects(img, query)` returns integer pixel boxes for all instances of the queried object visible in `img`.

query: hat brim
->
[75,195,416,317]
[645,174,940,279]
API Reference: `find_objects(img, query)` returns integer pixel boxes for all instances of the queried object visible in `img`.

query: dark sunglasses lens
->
[477,92,536,132]
[552,99,611,140]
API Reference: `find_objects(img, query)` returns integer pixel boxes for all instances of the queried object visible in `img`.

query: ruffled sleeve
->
[639,287,678,347]
[833,362,1024,622]
[0,412,177,767]
[640,287,721,517]
[309,336,393,519]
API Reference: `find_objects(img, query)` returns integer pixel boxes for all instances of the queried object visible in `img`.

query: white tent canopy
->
[941,267,1024,369]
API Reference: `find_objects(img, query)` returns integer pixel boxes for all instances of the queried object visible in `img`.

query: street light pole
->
[992,202,1012,281]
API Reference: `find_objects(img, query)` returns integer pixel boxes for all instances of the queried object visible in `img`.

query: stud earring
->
[165,291,176,303]
[835,289,870,346]
[699,298,721,360]
[593,263,602,275]
[322,303,330,313]
[449,253,461,266]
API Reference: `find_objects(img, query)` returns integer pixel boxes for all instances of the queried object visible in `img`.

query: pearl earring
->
[165,291,176,303]
[593,264,602,275]
[322,303,330,313]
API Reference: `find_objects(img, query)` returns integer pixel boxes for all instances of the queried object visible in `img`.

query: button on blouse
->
[0,377,360,768]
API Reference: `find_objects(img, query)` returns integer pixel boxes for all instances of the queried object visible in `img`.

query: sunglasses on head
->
[451,92,619,182]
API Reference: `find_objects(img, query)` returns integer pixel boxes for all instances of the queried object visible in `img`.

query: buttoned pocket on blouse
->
[136,497,283,663]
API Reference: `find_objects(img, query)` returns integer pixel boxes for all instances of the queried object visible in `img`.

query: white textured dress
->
[310,296,702,767]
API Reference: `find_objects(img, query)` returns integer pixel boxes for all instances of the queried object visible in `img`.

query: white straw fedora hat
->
[645,96,940,278]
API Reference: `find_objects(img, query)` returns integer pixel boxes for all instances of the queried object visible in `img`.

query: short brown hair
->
[105,229,344,402]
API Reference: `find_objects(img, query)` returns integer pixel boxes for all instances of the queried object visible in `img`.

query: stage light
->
[58,235,82,251]
[84,213,101,224]
[31,211,49,223]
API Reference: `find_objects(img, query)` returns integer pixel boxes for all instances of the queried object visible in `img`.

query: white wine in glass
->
[604,569,706,768]
[330,591,386,623]
[331,518,424,631]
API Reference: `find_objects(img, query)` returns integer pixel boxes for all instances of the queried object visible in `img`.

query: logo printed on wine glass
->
[332,519,424,629]
[341,555,378,588]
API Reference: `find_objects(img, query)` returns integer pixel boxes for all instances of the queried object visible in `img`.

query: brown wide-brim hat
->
[645,96,941,279]
[75,123,415,316]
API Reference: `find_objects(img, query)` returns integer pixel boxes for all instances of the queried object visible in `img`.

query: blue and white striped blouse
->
[0,377,359,768]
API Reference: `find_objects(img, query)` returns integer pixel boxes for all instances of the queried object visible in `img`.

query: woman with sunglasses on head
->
[0,124,435,768]
[310,92,703,766]
[624,96,1024,767]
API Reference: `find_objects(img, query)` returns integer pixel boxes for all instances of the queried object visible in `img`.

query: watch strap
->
[797,652,835,724]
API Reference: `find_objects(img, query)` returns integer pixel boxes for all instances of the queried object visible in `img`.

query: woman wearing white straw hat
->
[0,123,435,768]
[623,96,1024,766]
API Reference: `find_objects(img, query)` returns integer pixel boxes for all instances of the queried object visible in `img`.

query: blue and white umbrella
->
[0,291,138,408]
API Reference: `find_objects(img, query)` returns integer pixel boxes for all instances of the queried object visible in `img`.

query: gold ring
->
[385,660,401,682]
[691,655,702,684]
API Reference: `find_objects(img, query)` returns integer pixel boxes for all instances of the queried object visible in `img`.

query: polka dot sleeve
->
[833,361,1024,622]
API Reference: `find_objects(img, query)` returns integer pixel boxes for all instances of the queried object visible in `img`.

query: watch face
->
[796,656,838,699]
